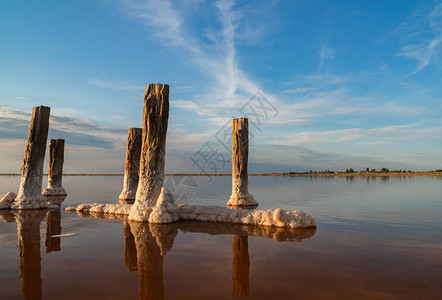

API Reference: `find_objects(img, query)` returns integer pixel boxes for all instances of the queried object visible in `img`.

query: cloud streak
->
[396,2,442,73]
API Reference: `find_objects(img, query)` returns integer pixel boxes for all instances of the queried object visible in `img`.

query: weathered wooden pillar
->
[13,106,50,210]
[119,128,142,204]
[43,139,67,196]
[45,208,61,253]
[232,235,250,297]
[130,84,170,221]
[228,118,257,207]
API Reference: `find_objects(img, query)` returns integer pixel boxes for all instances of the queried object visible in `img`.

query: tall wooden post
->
[13,106,50,210]
[228,118,257,207]
[130,84,170,221]
[43,139,67,196]
[119,128,142,204]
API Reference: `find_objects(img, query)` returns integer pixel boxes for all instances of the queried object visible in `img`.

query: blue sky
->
[1,0,442,173]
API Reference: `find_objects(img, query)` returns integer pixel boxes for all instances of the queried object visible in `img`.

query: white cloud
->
[318,45,335,68]
[271,124,442,147]
[283,88,314,94]
[396,2,442,73]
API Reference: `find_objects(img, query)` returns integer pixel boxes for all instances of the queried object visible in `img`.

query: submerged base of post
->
[42,187,67,197]
[227,195,258,208]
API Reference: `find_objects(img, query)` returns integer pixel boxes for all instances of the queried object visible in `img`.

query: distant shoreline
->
[1,172,441,177]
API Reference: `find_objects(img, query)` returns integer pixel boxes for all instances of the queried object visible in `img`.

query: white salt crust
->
[0,192,17,209]
[65,189,316,228]
[0,192,49,210]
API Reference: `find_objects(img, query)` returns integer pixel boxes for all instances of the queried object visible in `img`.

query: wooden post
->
[228,118,257,207]
[119,128,142,204]
[130,84,170,221]
[13,106,50,210]
[43,139,67,196]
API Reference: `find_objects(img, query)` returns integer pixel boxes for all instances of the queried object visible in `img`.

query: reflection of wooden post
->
[130,222,164,300]
[46,209,61,253]
[130,84,170,221]
[232,235,250,297]
[14,210,46,300]
[13,106,50,209]
[123,221,137,271]
[228,118,257,207]
[119,128,142,204]
[43,139,66,196]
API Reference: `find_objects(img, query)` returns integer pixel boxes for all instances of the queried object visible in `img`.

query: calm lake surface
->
[0,175,441,299]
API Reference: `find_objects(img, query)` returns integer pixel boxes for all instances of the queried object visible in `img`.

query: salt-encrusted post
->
[232,235,250,297]
[228,118,257,207]
[119,128,142,204]
[43,139,67,196]
[130,84,170,221]
[12,106,50,210]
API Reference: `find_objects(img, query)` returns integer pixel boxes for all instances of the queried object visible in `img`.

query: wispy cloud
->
[0,107,126,149]
[272,124,442,147]
[283,87,314,94]
[115,0,270,118]
[318,45,335,68]
[396,2,442,73]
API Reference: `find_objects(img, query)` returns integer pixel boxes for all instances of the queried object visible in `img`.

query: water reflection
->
[75,212,315,299]
[46,209,61,253]
[232,235,249,297]
[0,208,315,299]
[123,221,137,271]
[15,210,46,300]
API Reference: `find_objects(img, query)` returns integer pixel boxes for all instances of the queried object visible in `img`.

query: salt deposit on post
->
[129,84,172,221]
[12,106,50,210]
[43,139,67,197]
[228,117,258,207]
[119,128,142,204]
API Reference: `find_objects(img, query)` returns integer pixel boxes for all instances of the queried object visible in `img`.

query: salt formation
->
[147,188,179,224]
[12,106,50,210]
[178,205,316,228]
[65,203,132,215]
[130,84,170,221]
[228,118,257,207]
[0,192,17,209]
[43,139,67,196]
[119,128,142,204]
[65,203,315,228]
